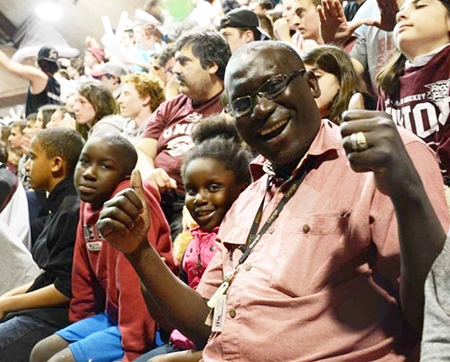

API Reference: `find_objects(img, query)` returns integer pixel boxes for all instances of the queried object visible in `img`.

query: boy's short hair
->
[109,134,138,176]
[34,128,85,175]
[93,133,138,176]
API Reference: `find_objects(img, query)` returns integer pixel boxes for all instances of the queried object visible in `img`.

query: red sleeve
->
[141,101,168,140]
[69,217,105,322]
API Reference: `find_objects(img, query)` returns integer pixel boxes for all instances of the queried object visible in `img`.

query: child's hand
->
[146,168,177,194]
[98,170,151,255]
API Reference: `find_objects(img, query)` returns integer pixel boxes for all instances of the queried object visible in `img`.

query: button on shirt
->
[197,119,450,361]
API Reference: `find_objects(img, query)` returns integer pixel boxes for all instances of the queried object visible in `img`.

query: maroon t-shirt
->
[142,93,222,193]
[379,45,450,184]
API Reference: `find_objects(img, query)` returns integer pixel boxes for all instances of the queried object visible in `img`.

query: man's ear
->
[243,29,255,43]
[208,62,219,75]
[305,70,321,98]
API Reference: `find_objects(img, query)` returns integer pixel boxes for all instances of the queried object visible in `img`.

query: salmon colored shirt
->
[197,119,450,362]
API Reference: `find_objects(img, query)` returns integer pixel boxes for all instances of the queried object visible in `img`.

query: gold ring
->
[355,131,368,151]
[350,132,368,152]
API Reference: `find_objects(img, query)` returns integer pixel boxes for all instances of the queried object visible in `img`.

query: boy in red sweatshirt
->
[31,133,177,362]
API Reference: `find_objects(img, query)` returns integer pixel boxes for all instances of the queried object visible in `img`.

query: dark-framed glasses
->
[225,69,306,118]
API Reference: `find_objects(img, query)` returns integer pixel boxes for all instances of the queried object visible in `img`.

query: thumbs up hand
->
[98,169,151,255]
[347,92,366,111]
[340,99,416,197]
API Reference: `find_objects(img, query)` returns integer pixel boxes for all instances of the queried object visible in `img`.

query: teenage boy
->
[118,72,166,145]
[0,128,84,361]
[31,133,177,362]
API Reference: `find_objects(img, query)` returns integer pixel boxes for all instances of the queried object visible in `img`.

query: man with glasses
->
[98,41,449,360]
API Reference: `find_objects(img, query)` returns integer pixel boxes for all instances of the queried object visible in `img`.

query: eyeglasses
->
[225,69,306,118]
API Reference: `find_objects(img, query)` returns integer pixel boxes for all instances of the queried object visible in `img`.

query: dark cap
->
[219,8,270,40]
[37,46,58,63]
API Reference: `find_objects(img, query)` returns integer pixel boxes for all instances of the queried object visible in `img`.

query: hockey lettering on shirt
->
[379,45,450,184]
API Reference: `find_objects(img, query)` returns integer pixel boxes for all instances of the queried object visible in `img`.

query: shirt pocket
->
[269,212,351,298]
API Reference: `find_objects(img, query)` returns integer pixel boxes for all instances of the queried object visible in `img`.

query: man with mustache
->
[135,30,230,239]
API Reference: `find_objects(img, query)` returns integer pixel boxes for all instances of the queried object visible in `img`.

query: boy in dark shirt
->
[0,128,84,361]
[31,133,176,362]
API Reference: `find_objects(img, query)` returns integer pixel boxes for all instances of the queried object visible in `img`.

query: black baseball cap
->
[37,46,58,63]
[219,8,270,40]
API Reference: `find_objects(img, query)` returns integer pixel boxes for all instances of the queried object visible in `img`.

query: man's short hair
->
[176,29,231,81]
[34,128,85,175]
[121,72,166,112]
[158,44,177,68]
[258,0,275,10]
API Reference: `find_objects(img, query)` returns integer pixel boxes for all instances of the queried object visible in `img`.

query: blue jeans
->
[0,315,56,362]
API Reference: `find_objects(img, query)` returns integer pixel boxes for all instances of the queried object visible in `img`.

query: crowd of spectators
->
[0,0,449,360]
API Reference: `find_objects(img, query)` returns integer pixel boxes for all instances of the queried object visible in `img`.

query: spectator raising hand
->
[318,0,398,45]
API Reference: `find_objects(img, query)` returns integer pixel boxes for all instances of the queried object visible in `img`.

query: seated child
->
[135,116,253,362]
[0,128,84,360]
[31,133,177,362]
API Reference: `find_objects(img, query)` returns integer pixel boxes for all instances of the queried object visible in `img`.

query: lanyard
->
[239,158,312,265]
[207,158,313,311]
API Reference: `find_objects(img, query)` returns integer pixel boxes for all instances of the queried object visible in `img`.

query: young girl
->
[377,0,450,184]
[135,115,253,362]
[302,45,374,124]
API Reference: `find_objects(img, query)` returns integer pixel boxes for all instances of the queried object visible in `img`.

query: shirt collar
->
[406,44,450,68]
[250,119,342,181]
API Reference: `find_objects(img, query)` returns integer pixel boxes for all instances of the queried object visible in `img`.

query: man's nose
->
[172,61,181,74]
[252,96,277,118]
